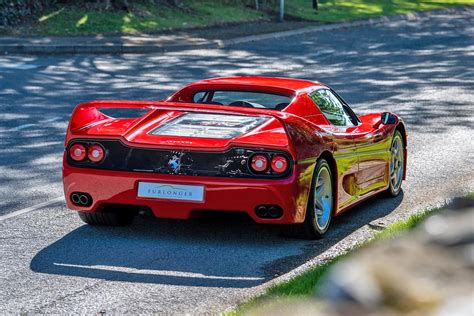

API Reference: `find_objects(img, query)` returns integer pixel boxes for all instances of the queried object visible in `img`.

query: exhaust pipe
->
[71,193,81,204]
[79,194,89,205]
[255,205,283,219]
[70,192,92,207]
[268,206,280,218]
[256,205,269,218]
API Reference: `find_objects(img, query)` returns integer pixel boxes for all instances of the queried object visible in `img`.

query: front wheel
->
[387,130,405,197]
[287,158,334,239]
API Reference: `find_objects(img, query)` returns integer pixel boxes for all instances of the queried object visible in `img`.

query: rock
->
[368,220,388,230]
[317,197,474,316]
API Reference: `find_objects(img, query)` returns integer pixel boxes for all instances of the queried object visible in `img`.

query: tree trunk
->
[279,0,285,22]
[103,0,130,11]
[313,0,319,11]
[104,0,112,10]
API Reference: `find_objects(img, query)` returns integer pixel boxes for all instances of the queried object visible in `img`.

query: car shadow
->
[30,191,403,288]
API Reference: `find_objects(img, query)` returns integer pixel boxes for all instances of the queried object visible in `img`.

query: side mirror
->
[381,112,398,125]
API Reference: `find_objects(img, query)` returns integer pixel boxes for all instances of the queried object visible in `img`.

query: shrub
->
[0,0,56,26]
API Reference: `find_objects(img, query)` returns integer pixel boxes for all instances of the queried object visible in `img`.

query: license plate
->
[137,182,204,202]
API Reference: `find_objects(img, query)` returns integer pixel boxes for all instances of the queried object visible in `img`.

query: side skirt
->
[334,184,389,217]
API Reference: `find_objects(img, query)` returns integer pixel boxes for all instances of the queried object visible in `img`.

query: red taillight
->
[70,144,86,161]
[250,154,269,172]
[271,155,289,173]
[87,144,105,163]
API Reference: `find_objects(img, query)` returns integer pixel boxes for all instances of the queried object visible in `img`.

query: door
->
[351,123,391,198]
[324,89,391,200]
[307,89,359,211]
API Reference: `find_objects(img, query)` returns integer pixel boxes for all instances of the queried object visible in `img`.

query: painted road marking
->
[0,63,38,70]
[0,197,64,222]
[53,263,264,281]
[10,123,37,131]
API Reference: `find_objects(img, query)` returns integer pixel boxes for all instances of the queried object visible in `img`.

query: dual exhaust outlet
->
[255,204,283,219]
[70,192,93,207]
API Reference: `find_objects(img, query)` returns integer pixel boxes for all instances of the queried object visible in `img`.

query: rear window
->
[192,90,292,110]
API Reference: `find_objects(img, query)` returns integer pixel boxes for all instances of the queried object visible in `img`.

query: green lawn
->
[227,206,439,316]
[288,0,474,22]
[16,1,266,35]
[4,0,473,36]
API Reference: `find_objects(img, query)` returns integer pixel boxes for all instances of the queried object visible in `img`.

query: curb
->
[221,5,472,47]
[0,41,222,55]
[0,6,469,55]
[221,15,399,47]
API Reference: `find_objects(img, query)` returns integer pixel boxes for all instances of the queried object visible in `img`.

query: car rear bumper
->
[63,161,304,224]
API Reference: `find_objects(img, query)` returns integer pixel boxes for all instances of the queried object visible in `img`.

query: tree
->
[279,0,284,22]
[103,0,130,11]
[313,0,319,11]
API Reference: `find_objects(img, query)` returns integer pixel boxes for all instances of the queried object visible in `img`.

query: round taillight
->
[70,144,86,161]
[250,154,269,172]
[87,144,105,163]
[271,155,289,173]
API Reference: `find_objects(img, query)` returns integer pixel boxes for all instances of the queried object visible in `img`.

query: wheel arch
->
[395,122,407,148]
[318,151,339,215]
[395,122,407,180]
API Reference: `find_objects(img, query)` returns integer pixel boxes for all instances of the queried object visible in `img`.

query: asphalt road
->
[1,7,473,314]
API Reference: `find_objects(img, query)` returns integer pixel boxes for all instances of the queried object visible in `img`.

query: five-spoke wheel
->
[387,130,405,196]
[292,158,334,239]
[314,164,333,232]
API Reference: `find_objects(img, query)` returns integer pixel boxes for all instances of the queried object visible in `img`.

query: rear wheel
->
[285,158,334,239]
[78,207,135,226]
[387,130,405,197]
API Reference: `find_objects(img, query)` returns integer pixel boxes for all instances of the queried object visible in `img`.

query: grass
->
[287,0,474,22]
[3,0,473,36]
[11,1,266,36]
[227,206,439,315]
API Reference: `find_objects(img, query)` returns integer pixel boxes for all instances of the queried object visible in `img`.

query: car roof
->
[188,76,323,93]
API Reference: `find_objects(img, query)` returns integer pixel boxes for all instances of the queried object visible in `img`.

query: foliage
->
[1,0,473,32]
[286,0,474,22]
[23,1,265,35]
[0,0,56,26]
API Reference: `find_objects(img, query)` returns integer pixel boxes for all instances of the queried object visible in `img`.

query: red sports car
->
[63,77,406,238]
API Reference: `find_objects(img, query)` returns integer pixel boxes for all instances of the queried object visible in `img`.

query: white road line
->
[10,123,37,131]
[0,197,64,222]
[0,63,38,70]
[53,263,264,281]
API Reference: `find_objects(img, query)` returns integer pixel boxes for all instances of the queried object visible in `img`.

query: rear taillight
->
[70,144,86,161]
[250,154,269,172]
[87,144,105,162]
[271,155,289,173]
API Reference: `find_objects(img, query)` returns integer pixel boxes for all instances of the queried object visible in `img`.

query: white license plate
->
[137,182,204,202]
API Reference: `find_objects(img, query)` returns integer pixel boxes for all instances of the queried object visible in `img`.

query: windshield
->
[192,90,292,110]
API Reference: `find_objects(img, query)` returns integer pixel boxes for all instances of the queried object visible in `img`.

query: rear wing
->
[68,100,157,131]
[67,100,326,156]
[70,99,322,126]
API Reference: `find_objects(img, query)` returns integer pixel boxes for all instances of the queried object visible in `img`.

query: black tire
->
[283,158,334,239]
[78,208,135,226]
[386,130,405,197]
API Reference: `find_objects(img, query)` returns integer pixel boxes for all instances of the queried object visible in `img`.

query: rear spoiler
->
[69,100,299,130]
[77,100,288,115]
[68,100,156,131]
[67,100,325,147]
